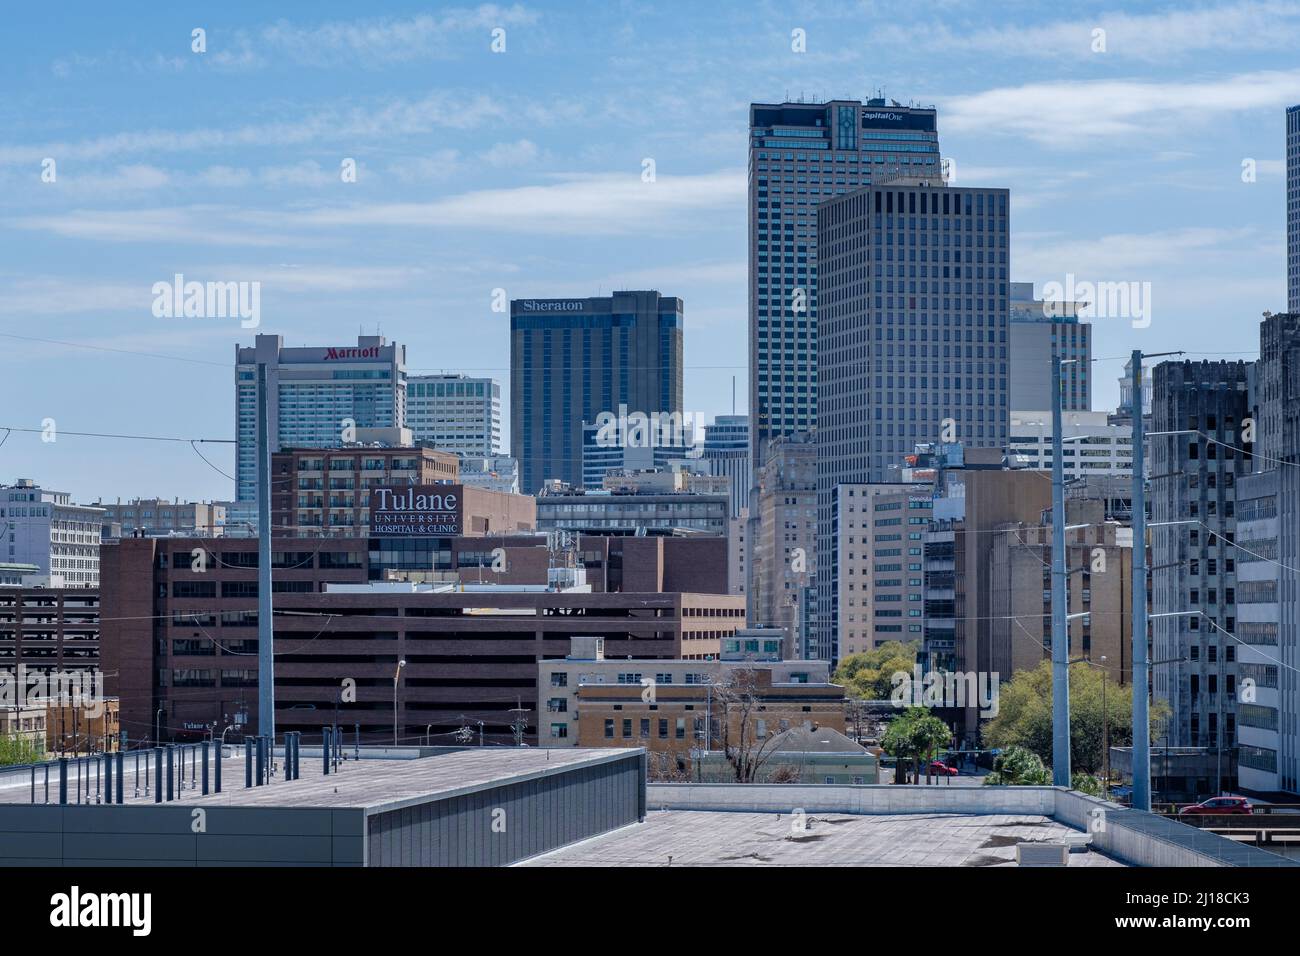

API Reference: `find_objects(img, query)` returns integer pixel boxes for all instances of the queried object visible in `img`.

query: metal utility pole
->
[392,659,406,746]
[1050,352,1070,787]
[256,361,275,739]
[509,696,529,746]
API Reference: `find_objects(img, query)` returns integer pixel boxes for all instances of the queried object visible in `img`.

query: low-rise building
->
[94,498,227,537]
[695,724,877,784]
[271,445,535,537]
[540,636,844,778]
[536,479,728,536]
[101,535,740,745]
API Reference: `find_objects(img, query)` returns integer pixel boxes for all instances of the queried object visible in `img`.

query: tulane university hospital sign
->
[371,485,463,535]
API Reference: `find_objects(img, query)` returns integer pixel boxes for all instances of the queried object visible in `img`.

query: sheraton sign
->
[371,484,463,535]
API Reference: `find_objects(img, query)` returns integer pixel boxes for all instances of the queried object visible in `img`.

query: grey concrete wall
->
[647,783,1056,816]
[0,805,365,866]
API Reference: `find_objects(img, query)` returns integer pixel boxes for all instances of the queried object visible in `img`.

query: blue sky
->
[0,0,1295,501]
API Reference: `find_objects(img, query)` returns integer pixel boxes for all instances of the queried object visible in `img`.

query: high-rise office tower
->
[747,99,942,468]
[1236,313,1300,794]
[747,97,942,624]
[510,292,683,495]
[234,334,407,506]
[814,181,1011,661]
[1288,106,1300,312]
[1009,281,1091,411]
[701,414,751,517]
[407,374,502,458]
[1150,359,1252,792]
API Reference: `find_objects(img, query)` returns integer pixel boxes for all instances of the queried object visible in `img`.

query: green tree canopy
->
[881,705,953,783]
[0,732,44,767]
[982,660,1169,775]
[984,745,1051,786]
[833,641,919,700]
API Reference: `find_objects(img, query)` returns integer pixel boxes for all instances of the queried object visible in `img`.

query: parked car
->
[1178,796,1253,816]
[927,760,959,777]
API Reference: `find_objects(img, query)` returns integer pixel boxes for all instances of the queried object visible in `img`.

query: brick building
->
[99,534,737,746]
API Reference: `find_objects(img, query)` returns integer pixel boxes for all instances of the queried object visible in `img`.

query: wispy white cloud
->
[258,5,539,66]
[0,91,507,166]
[479,138,541,168]
[286,168,746,235]
[1014,225,1263,279]
[881,1,1300,61]
[8,207,307,247]
[940,70,1300,147]
[8,168,745,246]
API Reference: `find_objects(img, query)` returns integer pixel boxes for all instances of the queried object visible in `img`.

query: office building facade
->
[1008,410,1133,478]
[94,498,226,538]
[511,292,684,495]
[100,535,739,744]
[1236,313,1300,794]
[833,483,933,659]
[701,414,751,518]
[1289,105,1300,313]
[407,374,502,458]
[0,480,104,587]
[1150,360,1252,786]
[234,334,407,505]
[748,98,942,473]
[752,432,817,658]
[1009,281,1091,411]
[815,181,1011,662]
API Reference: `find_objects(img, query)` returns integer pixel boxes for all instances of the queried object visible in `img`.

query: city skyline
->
[2,1,1297,501]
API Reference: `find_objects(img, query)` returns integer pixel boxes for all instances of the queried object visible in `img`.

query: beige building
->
[752,432,816,657]
[989,494,1132,687]
[0,705,47,753]
[95,498,227,537]
[539,636,841,778]
[46,697,120,754]
[728,507,748,597]
[834,482,933,657]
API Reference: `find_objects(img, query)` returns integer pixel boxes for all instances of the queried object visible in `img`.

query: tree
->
[982,660,1170,775]
[881,706,953,784]
[833,641,919,700]
[0,731,44,767]
[712,665,789,783]
[983,745,1050,786]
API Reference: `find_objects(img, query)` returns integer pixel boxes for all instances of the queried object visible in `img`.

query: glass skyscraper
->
[234,334,407,505]
[814,181,1011,661]
[510,292,683,495]
[1288,105,1300,312]
[747,98,943,475]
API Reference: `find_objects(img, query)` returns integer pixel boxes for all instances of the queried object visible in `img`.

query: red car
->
[927,760,959,777]
[1178,796,1253,816]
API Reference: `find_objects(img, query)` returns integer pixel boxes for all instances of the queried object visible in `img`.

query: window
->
[604,719,614,739]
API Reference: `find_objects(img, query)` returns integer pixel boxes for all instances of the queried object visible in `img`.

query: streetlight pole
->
[1129,349,1185,811]
[392,659,406,747]
[1050,353,1076,787]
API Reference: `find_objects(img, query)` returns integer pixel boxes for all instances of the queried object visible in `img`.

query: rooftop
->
[522,809,1123,867]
